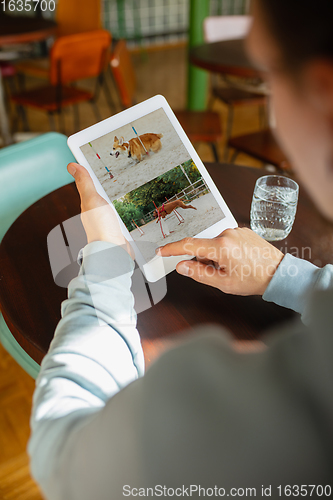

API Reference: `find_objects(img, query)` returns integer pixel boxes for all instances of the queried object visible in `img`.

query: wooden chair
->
[110,40,223,162]
[228,129,292,172]
[203,16,267,159]
[11,30,111,132]
[0,61,16,97]
[0,62,17,140]
[15,0,102,79]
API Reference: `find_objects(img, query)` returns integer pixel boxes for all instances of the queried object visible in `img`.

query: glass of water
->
[250,175,299,241]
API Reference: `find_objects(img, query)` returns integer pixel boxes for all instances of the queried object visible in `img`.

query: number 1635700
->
[277,485,332,497]
[1,0,55,12]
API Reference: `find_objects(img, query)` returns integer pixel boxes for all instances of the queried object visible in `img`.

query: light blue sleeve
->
[263,253,333,321]
[28,241,145,493]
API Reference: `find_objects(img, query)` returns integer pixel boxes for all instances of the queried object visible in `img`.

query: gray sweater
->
[28,244,333,499]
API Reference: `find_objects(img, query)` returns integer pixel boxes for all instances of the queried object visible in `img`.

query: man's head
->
[247,0,333,220]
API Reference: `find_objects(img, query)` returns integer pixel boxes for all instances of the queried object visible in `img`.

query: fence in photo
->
[131,176,210,229]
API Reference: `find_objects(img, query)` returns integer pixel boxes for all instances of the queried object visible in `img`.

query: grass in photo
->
[113,160,226,262]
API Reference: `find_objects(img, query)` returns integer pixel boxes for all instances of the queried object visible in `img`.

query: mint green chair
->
[0,132,75,378]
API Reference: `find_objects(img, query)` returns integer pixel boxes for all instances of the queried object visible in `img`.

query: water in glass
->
[250,176,299,241]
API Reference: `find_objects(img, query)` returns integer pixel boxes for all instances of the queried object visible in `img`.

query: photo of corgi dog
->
[110,133,163,162]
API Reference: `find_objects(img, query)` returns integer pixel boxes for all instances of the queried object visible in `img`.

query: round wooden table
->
[1,163,333,366]
[189,39,260,78]
[0,13,56,145]
[0,13,56,45]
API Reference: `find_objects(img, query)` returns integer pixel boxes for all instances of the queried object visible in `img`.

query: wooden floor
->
[0,343,43,499]
[0,44,264,500]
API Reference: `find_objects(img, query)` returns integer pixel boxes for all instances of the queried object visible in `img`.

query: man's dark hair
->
[258,0,333,70]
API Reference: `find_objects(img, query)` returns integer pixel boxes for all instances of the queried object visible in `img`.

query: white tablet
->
[67,95,237,282]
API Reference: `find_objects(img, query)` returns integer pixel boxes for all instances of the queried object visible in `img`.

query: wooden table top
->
[190,39,260,78]
[1,163,333,366]
[0,13,56,45]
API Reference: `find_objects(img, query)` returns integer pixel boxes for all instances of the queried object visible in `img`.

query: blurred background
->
[0,0,271,168]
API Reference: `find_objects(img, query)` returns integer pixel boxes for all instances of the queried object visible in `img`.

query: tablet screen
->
[80,107,225,262]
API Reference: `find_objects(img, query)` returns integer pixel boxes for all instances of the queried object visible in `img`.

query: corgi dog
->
[110,133,163,162]
[153,200,197,220]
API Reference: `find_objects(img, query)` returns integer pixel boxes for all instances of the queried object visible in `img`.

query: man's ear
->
[304,60,333,115]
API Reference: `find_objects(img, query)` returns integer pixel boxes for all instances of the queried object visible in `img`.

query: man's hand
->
[68,163,132,254]
[157,227,284,296]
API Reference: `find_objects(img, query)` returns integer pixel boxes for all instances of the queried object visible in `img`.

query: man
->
[29,1,333,498]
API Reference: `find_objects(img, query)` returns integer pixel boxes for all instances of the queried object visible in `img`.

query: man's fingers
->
[67,163,98,202]
[195,256,216,267]
[176,260,225,289]
[157,237,219,259]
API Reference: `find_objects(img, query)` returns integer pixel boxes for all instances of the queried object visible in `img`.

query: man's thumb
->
[67,162,77,177]
[67,163,97,200]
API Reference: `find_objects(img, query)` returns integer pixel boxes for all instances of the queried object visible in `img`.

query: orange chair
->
[11,30,111,132]
[15,0,102,79]
[110,40,223,162]
[56,0,101,37]
[110,40,137,109]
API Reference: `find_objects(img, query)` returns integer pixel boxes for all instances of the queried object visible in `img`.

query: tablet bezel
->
[67,95,238,282]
